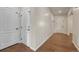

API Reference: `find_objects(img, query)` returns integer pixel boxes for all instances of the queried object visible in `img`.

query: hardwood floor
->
[37,33,77,52]
[0,33,77,52]
[0,43,33,52]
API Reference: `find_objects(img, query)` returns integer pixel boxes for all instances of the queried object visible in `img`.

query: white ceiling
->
[49,7,71,15]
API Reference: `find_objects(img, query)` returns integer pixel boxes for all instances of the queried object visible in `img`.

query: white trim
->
[0,40,19,50]
[28,46,36,51]
[72,40,79,51]
[29,33,53,51]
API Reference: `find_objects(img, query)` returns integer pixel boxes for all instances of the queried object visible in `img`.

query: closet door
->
[0,7,20,50]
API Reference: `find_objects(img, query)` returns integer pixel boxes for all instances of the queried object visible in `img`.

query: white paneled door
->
[0,8,21,50]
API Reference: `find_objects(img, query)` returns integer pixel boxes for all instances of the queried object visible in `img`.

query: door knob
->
[16,12,19,14]
[27,29,30,31]
[16,28,19,30]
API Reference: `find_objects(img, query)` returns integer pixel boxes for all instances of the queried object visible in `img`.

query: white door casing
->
[20,7,31,47]
[67,15,73,35]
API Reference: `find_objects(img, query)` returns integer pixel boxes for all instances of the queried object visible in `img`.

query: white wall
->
[54,15,67,34]
[29,7,54,51]
[72,8,79,50]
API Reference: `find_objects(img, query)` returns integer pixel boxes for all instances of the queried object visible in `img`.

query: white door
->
[0,7,21,50]
[54,16,67,34]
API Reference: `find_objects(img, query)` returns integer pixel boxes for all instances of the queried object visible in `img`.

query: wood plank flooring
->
[0,43,33,52]
[0,33,77,52]
[37,33,77,52]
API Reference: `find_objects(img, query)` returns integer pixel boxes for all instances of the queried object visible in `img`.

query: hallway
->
[0,7,79,52]
[0,33,77,52]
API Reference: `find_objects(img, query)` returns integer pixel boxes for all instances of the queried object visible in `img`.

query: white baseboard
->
[28,46,37,51]
[29,33,53,51]
[0,40,19,50]
[72,40,79,51]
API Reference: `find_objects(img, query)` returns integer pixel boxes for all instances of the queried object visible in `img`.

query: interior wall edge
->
[72,39,79,51]
[0,40,19,50]
[29,33,54,51]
